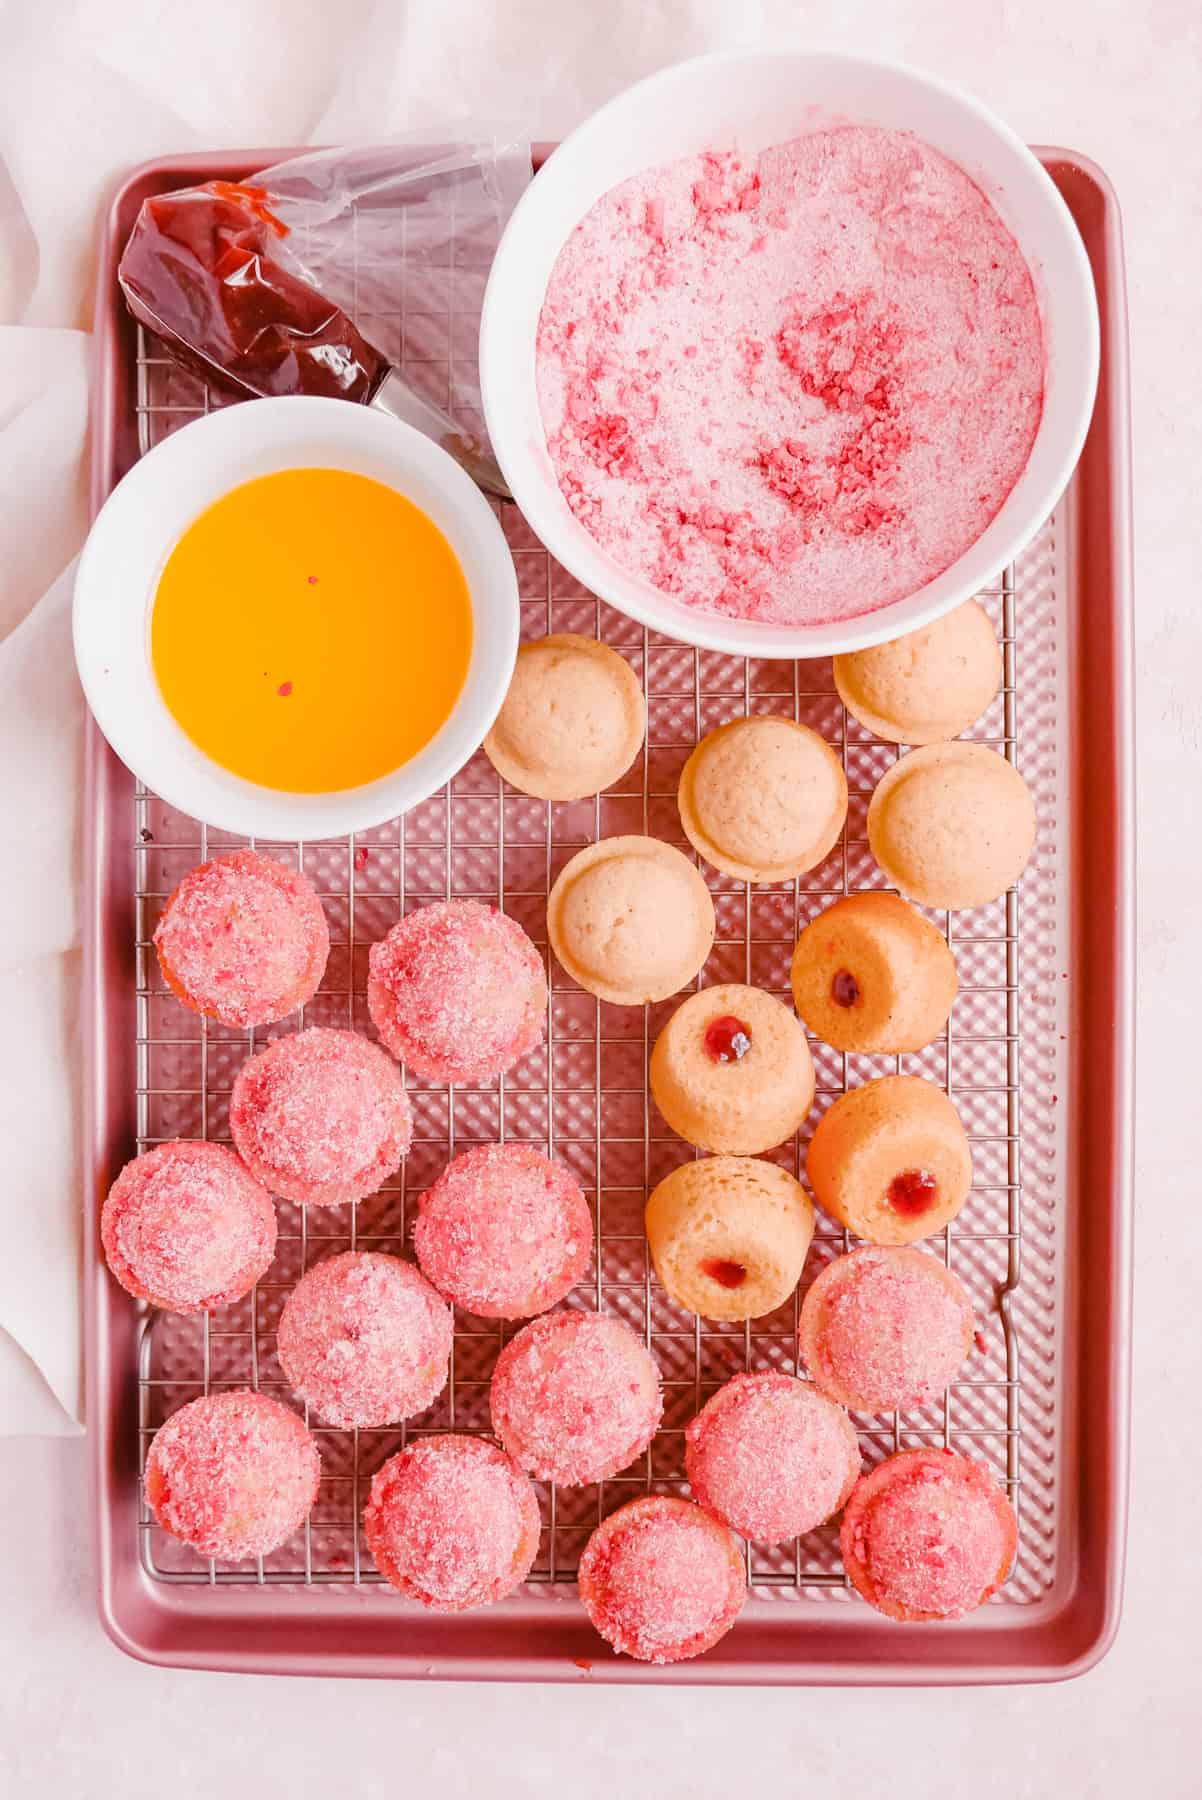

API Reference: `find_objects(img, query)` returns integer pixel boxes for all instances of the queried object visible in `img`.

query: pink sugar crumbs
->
[536,127,1044,626]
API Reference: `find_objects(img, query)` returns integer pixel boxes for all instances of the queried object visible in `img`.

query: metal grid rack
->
[129,223,1062,1601]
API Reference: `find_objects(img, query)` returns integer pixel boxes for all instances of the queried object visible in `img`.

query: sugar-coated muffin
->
[645,1155,814,1322]
[867,742,1036,911]
[484,632,646,801]
[678,716,847,884]
[685,1371,860,1544]
[229,1027,412,1207]
[154,849,329,1029]
[144,1389,320,1561]
[805,1075,972,1246]
[101,1140,276,1313]
[834,600,1003,744]
[414,1143,592,1320]
[840,1448,1017,1621]
[367,899,547,1084]
[790,892,957,1053]
[547,835,715,1005]
[364,1435,541,1610]
[276,1251,452,1428]
[489,1309,662,1487]
[577,1496,746,1664]
[800,1246,975,1412]
[649,983,815,1155]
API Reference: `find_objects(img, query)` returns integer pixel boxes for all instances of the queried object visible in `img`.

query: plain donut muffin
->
[484,632,646,801]
[834,600,1002,744]
[790,892,957,1053]
[645,1155,814,1322]
[547,835,715,1004]
[867,742,1036,910]
[805,1074,972,1246]
[678,715,848,884]
[649,982,815,1154]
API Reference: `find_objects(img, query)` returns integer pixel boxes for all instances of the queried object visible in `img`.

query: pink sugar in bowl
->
[480,51,1098,658]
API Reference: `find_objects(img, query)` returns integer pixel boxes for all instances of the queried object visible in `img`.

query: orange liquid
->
[151,468,473,793]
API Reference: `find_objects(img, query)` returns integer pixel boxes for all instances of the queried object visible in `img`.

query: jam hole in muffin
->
[831,968,861,1008]
[887,1168,939,1217]
[704,1016,752,1063]
[701,1258,748,1290]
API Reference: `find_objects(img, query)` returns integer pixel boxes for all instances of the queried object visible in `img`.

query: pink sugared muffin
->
[489,1309,662,1487]
[414,1143,593,1320]
[144,1389,320,1561]
[276,1251,452,1429]
[800,1246,974,1413]
[154,849,329,1029]
[367,899,547,1084]
[101,1140,276,1313]
[229,1027,412,1207]
[685,1371,860,1544]
[578,1496,746,1664]
[364,1435,541,1610]
[840,1448,1017,1621]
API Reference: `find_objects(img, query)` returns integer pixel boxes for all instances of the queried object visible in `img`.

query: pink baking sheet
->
[82,147,1132,1682]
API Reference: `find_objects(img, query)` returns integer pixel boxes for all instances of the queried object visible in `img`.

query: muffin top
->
[678,716,847,884]
[484,633,645,801]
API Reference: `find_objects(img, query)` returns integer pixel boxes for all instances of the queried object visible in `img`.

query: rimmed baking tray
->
[83,146,1132,1681]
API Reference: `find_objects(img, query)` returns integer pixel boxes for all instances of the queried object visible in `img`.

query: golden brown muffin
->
[678,716,847,884]
[867,742,1036,911]
[649,983,815,1155]
[790,893,957,1053]
[483,633,646,801]
[834,600,1002,744]
[645,1155,815,1322]
[805,1075,972,1247]
[546,835,715,1005]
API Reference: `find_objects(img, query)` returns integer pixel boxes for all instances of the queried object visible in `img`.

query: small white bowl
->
[74,396,518,838]
[480,50,1099,658]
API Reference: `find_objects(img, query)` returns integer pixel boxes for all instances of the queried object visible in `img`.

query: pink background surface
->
[0,1,1195,1794]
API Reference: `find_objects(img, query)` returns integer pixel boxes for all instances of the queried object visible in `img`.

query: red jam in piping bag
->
[118,181,391,404]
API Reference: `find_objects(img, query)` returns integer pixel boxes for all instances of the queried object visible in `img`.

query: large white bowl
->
[480,50,1099,658]
[74,396,519,838]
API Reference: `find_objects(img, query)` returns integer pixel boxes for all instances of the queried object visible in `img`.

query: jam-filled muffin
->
[547,835,715,1005]
[805,1074,972,1246]
[649,982,815,1154]
[685,1371,860,1543]
[484,632,646,801]
[790,892,957,1053]
[867,742,1036,911]
[645,1155,814,1322]
[840,1448,1017,1621]
[834,600,1003,745]
[799,1245,975,1413]
[678,715,847,884]
[577,1496,746,1664]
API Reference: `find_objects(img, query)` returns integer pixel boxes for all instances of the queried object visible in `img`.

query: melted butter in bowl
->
[152,468,473,794]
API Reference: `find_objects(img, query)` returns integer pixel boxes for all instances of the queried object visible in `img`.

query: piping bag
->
[118,140,531,498]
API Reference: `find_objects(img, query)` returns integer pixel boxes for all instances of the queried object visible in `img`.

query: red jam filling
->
[831,968,861,1008]
[701,1258,747,1289]
[887,1167,939,1216]
[704,1015,752,1063]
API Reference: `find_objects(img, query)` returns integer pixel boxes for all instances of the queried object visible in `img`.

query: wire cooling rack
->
[128,215,1068,1601]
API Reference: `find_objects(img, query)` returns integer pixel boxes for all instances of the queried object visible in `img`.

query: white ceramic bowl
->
[480,50,1099,658]
[74,396,519,838]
